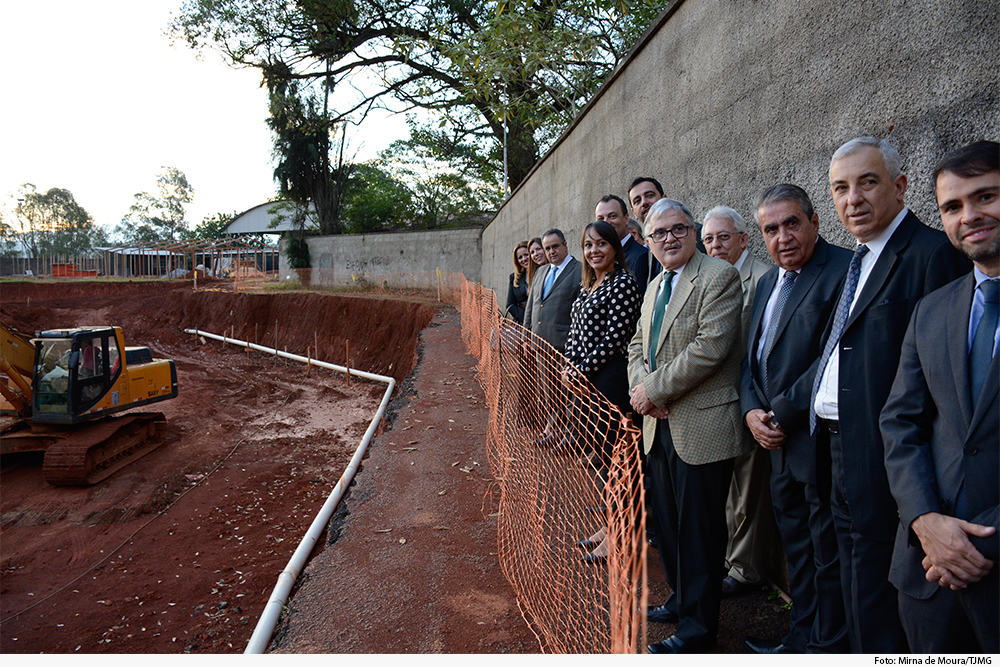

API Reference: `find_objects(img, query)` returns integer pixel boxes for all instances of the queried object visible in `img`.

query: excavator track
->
[42,412,167,486]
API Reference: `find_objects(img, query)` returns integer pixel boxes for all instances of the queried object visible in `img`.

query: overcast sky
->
[0,0,408,232]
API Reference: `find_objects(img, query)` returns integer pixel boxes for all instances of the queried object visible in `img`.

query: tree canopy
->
[172,0,666,191]
[11,185,100,256]
[117,167,195,244]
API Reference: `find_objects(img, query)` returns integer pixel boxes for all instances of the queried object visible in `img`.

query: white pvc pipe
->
[183,329,396,654]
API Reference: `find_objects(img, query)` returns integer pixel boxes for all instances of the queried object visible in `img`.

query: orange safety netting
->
[458,277,648,654]
[229,267,649,652]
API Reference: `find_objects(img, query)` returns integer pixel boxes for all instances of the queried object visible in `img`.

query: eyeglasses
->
[702,232,732,245]
[648,224,691,243]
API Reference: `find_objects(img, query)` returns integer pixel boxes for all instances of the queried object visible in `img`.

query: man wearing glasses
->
[628,198,748,653]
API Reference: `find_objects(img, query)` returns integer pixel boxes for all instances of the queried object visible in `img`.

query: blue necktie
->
[762,271,797,400]
[542,266,557,299]
[970,279,999,407]
[648,272,675,371]
[810,244,869,433]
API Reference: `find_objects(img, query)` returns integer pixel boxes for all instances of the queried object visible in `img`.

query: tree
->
[267,74,353,235]
[340,160,414,233]
[117,167,195,244]
[12,184,97,256]
[172,0,665,191]
[183,210,240,240]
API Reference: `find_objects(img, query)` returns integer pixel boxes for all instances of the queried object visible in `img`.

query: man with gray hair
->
[629,198,748,653]
[702,205,777,598]
[741,183,852,654]
[811,137,969,652]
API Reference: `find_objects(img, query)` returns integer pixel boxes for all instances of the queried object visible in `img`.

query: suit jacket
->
[820,211,971,537]
[622,235,650,288]
[740,237,852,482]
[523,257,582,353]
[627,251,750,465]
[738,253,773,352]
[881,273,999,598]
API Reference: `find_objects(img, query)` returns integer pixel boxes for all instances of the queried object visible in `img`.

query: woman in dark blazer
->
[505,241,531,323]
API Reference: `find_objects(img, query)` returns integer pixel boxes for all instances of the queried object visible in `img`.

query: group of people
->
[504,136,998,654]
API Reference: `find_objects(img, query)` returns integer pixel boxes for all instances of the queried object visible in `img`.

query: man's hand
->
[745,409,785,450]
[912,512,996,589]
[630,384,669,419]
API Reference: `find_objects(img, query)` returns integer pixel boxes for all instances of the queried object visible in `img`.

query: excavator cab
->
[33,327,122,419]
[31,326,175,425]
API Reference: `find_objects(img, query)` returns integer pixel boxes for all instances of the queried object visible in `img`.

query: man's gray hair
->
[831,136,904,180]
[645,198,694,236]
[627,218,644,239]
[703,206,746,234]
[753,183,816,225]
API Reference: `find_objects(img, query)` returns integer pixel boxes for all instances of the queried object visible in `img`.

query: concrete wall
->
[481,0,999,293]
[280,227,483,286]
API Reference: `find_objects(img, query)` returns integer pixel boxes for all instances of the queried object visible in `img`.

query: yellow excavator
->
[1,320,178,485]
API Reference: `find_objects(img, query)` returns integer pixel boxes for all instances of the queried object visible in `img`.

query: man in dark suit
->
[701,205,777,598]
[740,184,851,653]
[627,198,749,653]
[810,137,971,652]
[880,140,999,653]
[596,194,649,286]
[628,177,705,284]
[523,228,582,443]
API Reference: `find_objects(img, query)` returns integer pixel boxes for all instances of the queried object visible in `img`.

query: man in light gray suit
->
[523,228,581,443]
[702,206,777,598]
[523,228,581,353]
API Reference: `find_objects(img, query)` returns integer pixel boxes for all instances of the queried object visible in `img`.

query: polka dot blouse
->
[564,269,642,375]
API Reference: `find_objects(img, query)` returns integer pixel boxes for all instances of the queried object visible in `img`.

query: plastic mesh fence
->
[458,277,648,654]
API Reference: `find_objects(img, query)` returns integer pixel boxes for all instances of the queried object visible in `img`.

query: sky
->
[0,0,409,234]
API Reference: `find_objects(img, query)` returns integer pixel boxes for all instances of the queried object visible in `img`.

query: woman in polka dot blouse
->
[562,220,642,561]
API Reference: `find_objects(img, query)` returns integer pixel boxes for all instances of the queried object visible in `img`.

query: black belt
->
[819,418,840,434]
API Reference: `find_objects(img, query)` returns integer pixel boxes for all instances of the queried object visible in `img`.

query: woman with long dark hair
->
[562,220,641,561]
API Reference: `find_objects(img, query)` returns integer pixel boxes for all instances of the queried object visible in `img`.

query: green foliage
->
[283,233,311,268]
[340,161,414,233]
[11,184,98,256]
[172,0,667,191]
[183,210,240,240]
[117,167,195,244]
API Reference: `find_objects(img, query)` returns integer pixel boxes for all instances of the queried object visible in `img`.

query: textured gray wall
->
[280,227,483,285]
[482,0,999,293]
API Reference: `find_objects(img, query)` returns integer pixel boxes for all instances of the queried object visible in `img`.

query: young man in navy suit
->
[881,140,999,653]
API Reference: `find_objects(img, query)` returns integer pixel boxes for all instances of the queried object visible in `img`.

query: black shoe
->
[744,637,793,654]
[648,635,714,654]
[575,538,600,550]
[580,552,606,563]
[721,576,757,597]
[646,603,678,624]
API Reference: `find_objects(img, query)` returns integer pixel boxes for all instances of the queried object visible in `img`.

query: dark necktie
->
[648,272,675,371]
[970,279,999,406]
[762,271,797,400]
[810,244,869,433]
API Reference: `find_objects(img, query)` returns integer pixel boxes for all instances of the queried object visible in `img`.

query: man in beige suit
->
[703,206,778,597]
[629,198,750,653]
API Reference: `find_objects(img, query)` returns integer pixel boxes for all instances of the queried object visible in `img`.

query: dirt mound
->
[1,280,436,382]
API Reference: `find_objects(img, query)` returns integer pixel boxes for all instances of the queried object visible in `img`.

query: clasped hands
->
[912,512,995,590]
[629,383,669,419]
[745,408,786,450]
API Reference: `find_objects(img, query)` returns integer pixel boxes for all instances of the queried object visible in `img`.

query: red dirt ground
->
[1,279,789,654]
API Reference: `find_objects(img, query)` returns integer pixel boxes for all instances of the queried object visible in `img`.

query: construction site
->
[0,275,792,654]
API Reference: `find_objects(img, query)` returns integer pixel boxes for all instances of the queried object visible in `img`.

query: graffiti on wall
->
[345,256,391,272]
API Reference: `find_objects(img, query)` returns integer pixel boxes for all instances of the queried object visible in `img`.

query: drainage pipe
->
[183,328,397,654]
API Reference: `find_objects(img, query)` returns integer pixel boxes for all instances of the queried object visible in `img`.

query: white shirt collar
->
[858,207,908,258]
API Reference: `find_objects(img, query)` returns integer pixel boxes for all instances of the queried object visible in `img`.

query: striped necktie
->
[810,244,868,433]
[542,266,557,299]
[762,271,797,399]
[648,272,675,371]
[970,279,999,407]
